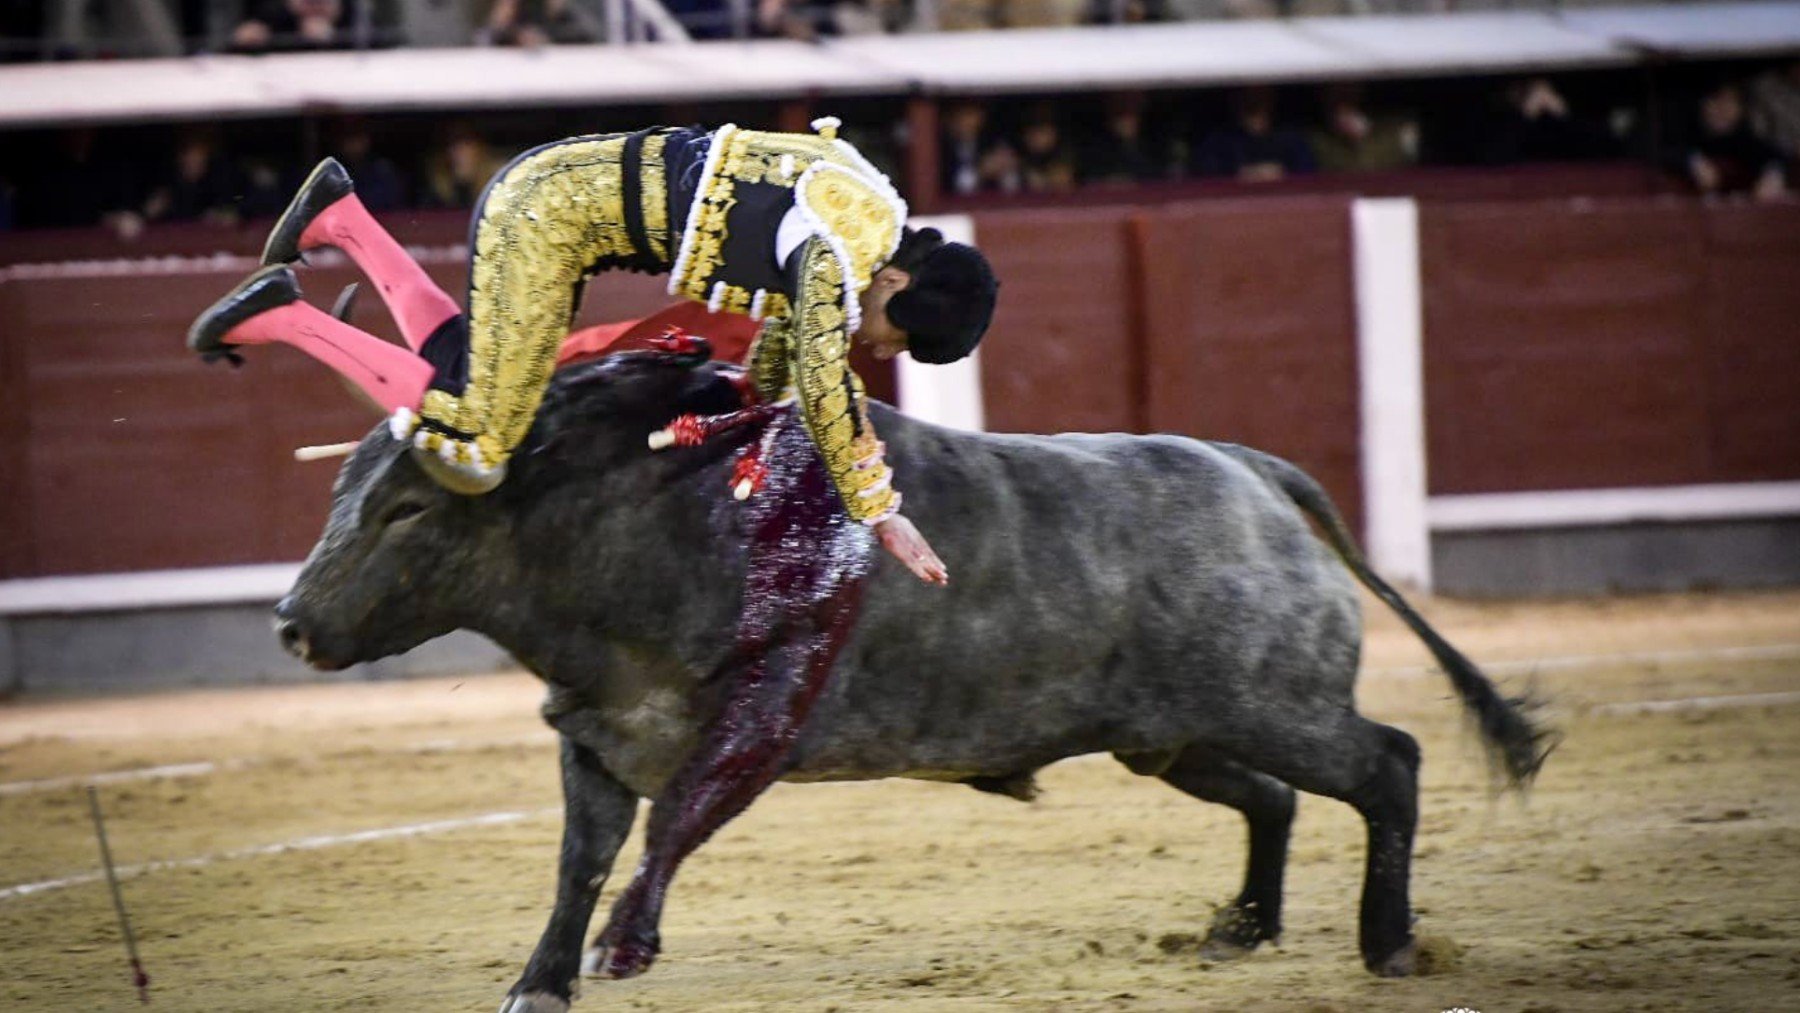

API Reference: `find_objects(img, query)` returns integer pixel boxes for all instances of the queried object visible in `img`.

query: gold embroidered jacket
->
[670,121,907,524]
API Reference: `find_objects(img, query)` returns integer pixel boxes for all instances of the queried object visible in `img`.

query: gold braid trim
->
[745,317,792,405]
[670,126,898,325]
[789,238,898,524]
[670,128,747,308]
[422,134,668,468]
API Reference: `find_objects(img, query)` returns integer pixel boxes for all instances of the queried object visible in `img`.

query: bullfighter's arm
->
[786,236,900,526]
[742,315,792,406]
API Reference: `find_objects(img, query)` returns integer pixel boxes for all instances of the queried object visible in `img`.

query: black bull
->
[275,349,1553,1012]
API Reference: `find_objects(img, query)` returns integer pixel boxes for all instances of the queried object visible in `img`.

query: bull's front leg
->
[589,590,865,979]
[500,736,638,1013]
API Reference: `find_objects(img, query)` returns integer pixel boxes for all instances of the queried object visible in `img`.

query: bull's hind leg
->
[1228,714,1421,976]
[1131,746,1296,958]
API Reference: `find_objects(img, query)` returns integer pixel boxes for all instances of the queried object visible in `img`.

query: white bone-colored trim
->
[1352,197,1431,591]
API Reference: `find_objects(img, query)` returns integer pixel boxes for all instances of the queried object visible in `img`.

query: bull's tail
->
[1221,445,1558,789]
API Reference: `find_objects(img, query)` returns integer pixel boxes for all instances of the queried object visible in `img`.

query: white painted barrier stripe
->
[1427,481,1800,532]
[1352,197,1432,592]
[1592,690,1800,715]
[0,762,219,797]
[0,246,469,285]
[0,808,557,902]
[1368,642,1800,679]
[0,563,303,615]
[0,734,554,797]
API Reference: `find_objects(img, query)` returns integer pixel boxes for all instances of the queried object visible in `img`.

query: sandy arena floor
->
[2,591,1798,1012]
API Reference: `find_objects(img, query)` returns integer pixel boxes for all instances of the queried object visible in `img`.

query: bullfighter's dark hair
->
[882,227,999,366]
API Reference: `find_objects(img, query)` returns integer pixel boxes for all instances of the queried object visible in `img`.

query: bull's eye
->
[381,500,429,527]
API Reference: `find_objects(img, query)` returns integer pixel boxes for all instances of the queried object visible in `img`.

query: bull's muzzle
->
[272,597,313,664]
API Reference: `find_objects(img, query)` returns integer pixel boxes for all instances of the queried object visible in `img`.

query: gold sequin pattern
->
[746,318,792,404]
[420,134,670,468]
[786,239,897,524]
[797,165,900,291]
[671,127,902,319]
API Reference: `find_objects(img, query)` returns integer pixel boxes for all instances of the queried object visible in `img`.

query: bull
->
[274,347,1553,1012]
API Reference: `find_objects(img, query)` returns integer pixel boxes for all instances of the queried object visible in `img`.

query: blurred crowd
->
[0,0,1717,56]
[935,71,1795,200]
[0,65,1793,236]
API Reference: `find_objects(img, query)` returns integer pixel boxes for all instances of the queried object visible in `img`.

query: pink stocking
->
[225,300,434,413]
[301,193,462,352]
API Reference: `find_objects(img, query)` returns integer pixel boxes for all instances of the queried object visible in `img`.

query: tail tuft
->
[1218,444,1559,790]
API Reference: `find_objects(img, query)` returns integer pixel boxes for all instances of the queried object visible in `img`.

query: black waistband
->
[621,128,654,263]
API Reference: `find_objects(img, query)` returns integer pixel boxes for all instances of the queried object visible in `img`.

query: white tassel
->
[647,429,676,451]
[388,407,417,441]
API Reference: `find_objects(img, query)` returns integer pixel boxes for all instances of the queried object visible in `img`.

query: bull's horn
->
[294,442,360,462]
[410,446,506,495]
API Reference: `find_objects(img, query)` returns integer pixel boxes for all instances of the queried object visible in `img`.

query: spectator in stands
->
[1192,86,1315,182]
[665,0,740,37]
[1079,90,1172,186]
[1679,80,1788,201]
[941,98,1021,195]
[1017,101,1078,193]
[232,0,366,53]
[327,118,408,212]
[238,157,296,221]
[1750,59,1800,160]
[1001,0,1085,28]
[477,0,593,47]
[1484,77,1614,164]
[17,128,142,233]
[1309,82,1416,174]
[420,123,510,209]
[751,0,836,40]
[143,128,243,225]
[0,1,45,63]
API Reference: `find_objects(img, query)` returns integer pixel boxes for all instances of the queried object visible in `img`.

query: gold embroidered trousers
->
[415,132,672,469]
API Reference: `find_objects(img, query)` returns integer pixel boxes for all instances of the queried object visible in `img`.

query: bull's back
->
[790,411,1363,778]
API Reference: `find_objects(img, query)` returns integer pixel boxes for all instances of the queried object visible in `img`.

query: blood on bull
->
[272,348,1552,1013]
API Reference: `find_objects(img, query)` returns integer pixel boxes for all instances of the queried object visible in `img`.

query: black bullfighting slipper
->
[261,156,354,266]
[186,265,301,366]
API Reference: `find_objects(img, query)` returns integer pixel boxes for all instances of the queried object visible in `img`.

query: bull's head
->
[274,348,742,670]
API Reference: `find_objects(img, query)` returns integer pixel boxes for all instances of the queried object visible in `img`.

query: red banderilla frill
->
[648,403,785,502]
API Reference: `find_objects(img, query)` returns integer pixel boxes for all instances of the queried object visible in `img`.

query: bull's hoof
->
[1199,903,1276,960]
[498,991,571,1013]
[588,930,660,980]
[1366,936,1417,978]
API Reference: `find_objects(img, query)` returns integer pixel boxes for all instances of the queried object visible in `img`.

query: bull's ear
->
[409,447,506,495]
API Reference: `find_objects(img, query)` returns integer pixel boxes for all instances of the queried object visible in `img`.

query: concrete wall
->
[0,603,511,697]
[1434,518,1800,598]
